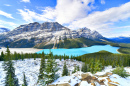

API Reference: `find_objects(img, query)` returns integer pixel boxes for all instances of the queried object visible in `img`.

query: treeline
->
[73,50,130,71]
[1,49,130,68]
[0,51,70,61]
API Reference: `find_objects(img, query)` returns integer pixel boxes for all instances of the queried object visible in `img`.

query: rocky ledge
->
[49,67,130,86]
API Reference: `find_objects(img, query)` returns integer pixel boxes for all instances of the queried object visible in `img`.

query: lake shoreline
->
[116,48,123,54]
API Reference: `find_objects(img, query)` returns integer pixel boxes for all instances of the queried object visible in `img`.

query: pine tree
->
[6,46,11,60]
[77,66,80,71]
[0,51,4,61]
[93,60,102,73]
[38,52,45,80]
[62,62,68,76]
[39,51,59,86]
[59,36,61,41]
[8,73,14,86]
[90,59,94,73]
[3,60,19,86]
[81,63,87,72]
[3,46,19,86]
[112,62,116,68]
[22,73,27,86]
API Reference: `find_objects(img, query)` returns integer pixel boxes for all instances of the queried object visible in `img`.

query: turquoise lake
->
[36,45,119,56]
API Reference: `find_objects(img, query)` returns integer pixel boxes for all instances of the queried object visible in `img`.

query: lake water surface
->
[36,45,119,56]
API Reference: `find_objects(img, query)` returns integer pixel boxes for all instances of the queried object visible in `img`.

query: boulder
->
[108,82,118,86]
[99,79,105,83]
[92,76,97,80]
[48,85,56,86]
[81,73,91,80]
[91,82,96,86]
[96,72,113,77]
[107,78,112,82]
[106,72,113,76]
[49,83,71,86]
[56,83,71,86]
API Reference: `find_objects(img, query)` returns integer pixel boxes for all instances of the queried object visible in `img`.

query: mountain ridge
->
[109,36,130,43]
[0,22,107,48]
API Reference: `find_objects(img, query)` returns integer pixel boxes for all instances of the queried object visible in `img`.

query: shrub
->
[112,66,129,78]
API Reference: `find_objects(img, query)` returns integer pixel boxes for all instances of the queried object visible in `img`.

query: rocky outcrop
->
[79,72,120,86]
[49,72,122,86]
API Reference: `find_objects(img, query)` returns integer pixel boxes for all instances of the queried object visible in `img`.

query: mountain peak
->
[40,22,65,31]
[80,27,90,30]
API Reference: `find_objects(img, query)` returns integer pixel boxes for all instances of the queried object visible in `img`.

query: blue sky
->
[0,0,130,37]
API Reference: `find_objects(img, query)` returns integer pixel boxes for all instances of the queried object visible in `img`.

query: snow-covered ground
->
[0,59,82,86]
[0,47,43,55]
[0,59,130,86]
[52,67,130,86]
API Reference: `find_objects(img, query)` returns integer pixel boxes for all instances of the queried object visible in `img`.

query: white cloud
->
[0,10,14,19]
[21,0,30,3]
[55,0,95,24]
[0,25,5,28]
[106,26,130,37]
[101,0,105,4]
[68,2,130,37]
[4,4,11,6]
[18,0,95,23]
[18,0,130,37]
[0,20,17,29]
[17,8,55,23]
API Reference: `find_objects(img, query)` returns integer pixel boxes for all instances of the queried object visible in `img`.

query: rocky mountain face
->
[0,28,10,33]
[0,22,106,48]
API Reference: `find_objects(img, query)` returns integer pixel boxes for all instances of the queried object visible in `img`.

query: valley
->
[1,22,130,54]
[1,0,130,86]
[0,22,130,86]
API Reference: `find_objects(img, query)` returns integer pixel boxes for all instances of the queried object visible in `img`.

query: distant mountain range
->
[0,28,10,33]
[0,22,110,48]
[109,36,130,43]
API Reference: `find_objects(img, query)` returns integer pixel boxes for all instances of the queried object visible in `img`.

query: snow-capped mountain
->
[109,36,130,43]
[0,28,10,33]
[0,22,106,48]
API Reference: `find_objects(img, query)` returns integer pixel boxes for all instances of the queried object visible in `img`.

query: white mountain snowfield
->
[0,58,130,86]
[0,47,43,55]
